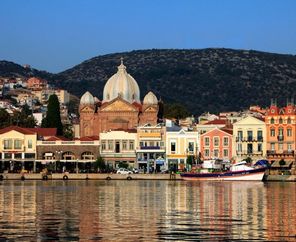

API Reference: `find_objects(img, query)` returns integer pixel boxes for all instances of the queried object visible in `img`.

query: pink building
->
[200,127,233,161]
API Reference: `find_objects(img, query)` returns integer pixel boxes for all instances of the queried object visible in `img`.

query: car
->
[116,168,132,175]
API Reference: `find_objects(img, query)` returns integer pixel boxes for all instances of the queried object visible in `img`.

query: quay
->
[0,173,182,181]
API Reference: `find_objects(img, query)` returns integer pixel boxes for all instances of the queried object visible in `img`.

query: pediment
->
[80,106,94,112]
[101,99,137,112]
[143,106,157,112]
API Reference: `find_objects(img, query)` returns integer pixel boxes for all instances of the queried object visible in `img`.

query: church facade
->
[79,59,160,137]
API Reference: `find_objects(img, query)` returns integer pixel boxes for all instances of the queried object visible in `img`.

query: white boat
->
[180,161,267,181]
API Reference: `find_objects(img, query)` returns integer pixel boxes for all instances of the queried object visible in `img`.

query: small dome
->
[103,58,140,103]
[143,91,158,105]
[80,91,94,105]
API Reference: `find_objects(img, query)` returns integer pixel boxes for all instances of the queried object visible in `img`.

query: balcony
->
[236,137,263,142]
[236,150,263,155]
[267,150,294,157]
[136,146,165,153]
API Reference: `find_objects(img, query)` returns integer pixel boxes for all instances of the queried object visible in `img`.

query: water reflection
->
[0,180,295,241]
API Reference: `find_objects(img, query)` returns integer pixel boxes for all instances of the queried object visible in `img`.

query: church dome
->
[80,91,95,105]
[103,59,140,103]
[143,91,158,105]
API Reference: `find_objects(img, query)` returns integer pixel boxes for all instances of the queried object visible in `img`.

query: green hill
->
[2,48,296,115]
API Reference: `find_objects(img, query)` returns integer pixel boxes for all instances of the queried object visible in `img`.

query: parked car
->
[116,168,132,175]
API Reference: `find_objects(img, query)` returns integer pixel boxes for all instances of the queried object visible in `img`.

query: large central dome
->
[103,59,140,103]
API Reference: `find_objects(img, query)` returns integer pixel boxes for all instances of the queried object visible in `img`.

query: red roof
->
[27,128,57,137]
[220,128,233,135]
[45,136,69,141]
[0,126,35,135]
[204,119,227,125]
[78,136,100,141]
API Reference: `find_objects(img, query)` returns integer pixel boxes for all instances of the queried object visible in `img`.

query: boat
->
[180,161,267,181]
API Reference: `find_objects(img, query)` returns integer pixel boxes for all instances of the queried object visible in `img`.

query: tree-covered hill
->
[2,48,296,115]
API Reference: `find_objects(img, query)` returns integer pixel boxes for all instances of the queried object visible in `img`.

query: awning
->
[156,159,164,165]
[271,160,294,168]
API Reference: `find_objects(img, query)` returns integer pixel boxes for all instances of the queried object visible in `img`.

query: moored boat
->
[180,161,267,181]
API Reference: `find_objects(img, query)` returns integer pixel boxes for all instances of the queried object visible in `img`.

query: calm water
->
[0,180,295,241]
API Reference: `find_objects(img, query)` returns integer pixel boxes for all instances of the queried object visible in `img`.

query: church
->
[79,59,160,137]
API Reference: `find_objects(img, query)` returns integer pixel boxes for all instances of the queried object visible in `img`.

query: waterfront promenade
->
[1,172,296,181]
[0,173,182,180]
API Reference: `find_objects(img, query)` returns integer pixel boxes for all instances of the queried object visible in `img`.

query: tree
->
[279,159,286,167]
[42,94,63,135]
[164,103,190,120]
[63,124,74,139]
[94,157,106,172]
[244,157,252,164]
[0,108,11,128]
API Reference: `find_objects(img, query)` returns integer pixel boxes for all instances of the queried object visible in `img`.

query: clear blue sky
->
[0,0,295,73]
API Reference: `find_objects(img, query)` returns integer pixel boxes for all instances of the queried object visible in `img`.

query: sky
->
[0,0,296,73]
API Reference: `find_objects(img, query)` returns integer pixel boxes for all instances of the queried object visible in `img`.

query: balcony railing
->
[267,150,294,156]
[236,137,264,142]
[277,135,284,141]
[138,146,165,150]
[236,150,263,155]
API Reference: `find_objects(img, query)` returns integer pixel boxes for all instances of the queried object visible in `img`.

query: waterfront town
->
[0,60,295,177]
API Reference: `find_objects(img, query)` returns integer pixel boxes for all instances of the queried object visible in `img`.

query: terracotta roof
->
[204,119,227,125]
[220,128,233,135]
[45,136,69,141]
[78,136,100,141]
[27,128,57,137]
[0,126,35,135]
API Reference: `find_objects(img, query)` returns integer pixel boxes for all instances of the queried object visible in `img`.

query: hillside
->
[3,48,296,115]
[0,60,53,80]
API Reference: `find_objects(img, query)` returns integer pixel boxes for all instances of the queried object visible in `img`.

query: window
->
[108,141,113,150]
[288,117,292,124]
[204,137,210,146]
[188,142,194,152]
[247,144,253,154]
[223,137,229,146]
[279,118,283,124]
[28,139,32,149]
[101,141,106,150]
[288,143,293,151]
[4,139,13,149]
[237,143,242,152]
[287,129,292,137]
[122,140,127,150]
[270,129,275,137]
[257,130,263,141]
[129,141,134,150]
[213,149,219,157]
[204,149,210,157]
[14,140,22,149]
[62,152,75,160]
[140,141,144,147]
[279,143,283,151]
[237,131,243,141]
[271,143,275,151]
[258,143,262,152]
[171,142,176,153]
[223,149,228,157]
[214,137,219,147]
[81,152,94,160]
[271,118,274,124]
[247,131,253,141]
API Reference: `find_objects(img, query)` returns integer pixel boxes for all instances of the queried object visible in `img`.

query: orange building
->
[200,127,233,161]
[265,100,296,162]
[79,59,159,137]
[27,77,47,90]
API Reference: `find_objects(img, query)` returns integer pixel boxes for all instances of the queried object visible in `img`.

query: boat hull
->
[180,167,266,181]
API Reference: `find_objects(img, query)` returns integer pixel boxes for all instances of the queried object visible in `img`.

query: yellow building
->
[0,126,37,172]
[166,126,199,171]
[136,124,166,172]
[232,116,266,162]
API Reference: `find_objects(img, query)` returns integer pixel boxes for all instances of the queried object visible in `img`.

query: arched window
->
[62,151,76,160]
[81,151,94,160]
[288,117,291,124]
[279,118,283,124]
[271,118,274,124]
